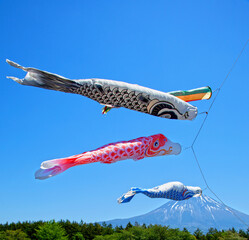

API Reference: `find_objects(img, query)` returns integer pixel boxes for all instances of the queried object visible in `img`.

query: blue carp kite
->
[118,181,202,203]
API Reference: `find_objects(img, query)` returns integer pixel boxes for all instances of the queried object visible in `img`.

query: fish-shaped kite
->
[118,181,202,203]
[35,134,181,180]
[6,60,211,120]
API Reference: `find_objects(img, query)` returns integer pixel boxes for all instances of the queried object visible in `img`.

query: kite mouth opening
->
[194,190,202,197]
[35,165,62,180]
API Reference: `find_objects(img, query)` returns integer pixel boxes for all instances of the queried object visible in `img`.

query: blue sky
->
[1,0,249,224]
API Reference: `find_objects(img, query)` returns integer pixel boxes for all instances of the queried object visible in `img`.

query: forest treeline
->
[0,220,248,240]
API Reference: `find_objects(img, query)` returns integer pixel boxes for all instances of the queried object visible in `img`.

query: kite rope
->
[191,38,249,147]
[192,147,249,228]
[189,38,249,228]
[197,111,208,115]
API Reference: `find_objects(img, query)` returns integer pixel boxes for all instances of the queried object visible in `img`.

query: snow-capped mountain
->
[103,195,249,232]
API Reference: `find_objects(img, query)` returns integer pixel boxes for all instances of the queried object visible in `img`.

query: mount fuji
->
[103,195,249,232]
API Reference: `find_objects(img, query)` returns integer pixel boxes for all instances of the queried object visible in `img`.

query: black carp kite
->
[6,60,211,120]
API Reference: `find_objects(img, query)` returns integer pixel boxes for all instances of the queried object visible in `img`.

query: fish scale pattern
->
[90,137,152,164]
[73,83,150,114]
[141,188,188,201]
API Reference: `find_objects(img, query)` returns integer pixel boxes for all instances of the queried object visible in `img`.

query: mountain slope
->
[104,195,249,232]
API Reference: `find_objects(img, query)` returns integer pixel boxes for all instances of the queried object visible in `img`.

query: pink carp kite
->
[35,134,181,180]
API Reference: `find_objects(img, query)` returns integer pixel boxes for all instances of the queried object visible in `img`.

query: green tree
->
[0,229,30,240]
[206,228,218,240]
[114,226,122,233]
[94,231,134,240]
[102,224,114,236]
[194,228,206,240]
[239,229,247,238]
[245,228,249,240]
[59,220,83,239]
[125,222,133,230]
[164,227,196,240]
[218,230,247,240]
[72,232,85,240]
[35,220,68,240]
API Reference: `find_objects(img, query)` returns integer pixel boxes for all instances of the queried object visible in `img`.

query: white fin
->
[6,59,27,71]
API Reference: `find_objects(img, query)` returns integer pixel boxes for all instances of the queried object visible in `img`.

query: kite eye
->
[184,112,189,118]
[154,140,159,148]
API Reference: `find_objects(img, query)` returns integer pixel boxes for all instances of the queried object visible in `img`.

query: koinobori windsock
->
[5,60,208,120]
[118,181,202,203]
[35,134,181,180]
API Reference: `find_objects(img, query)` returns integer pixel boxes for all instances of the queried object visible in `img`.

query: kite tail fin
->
[35,153,92,180]
[6,59,82,93]
[117,187,142,204]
